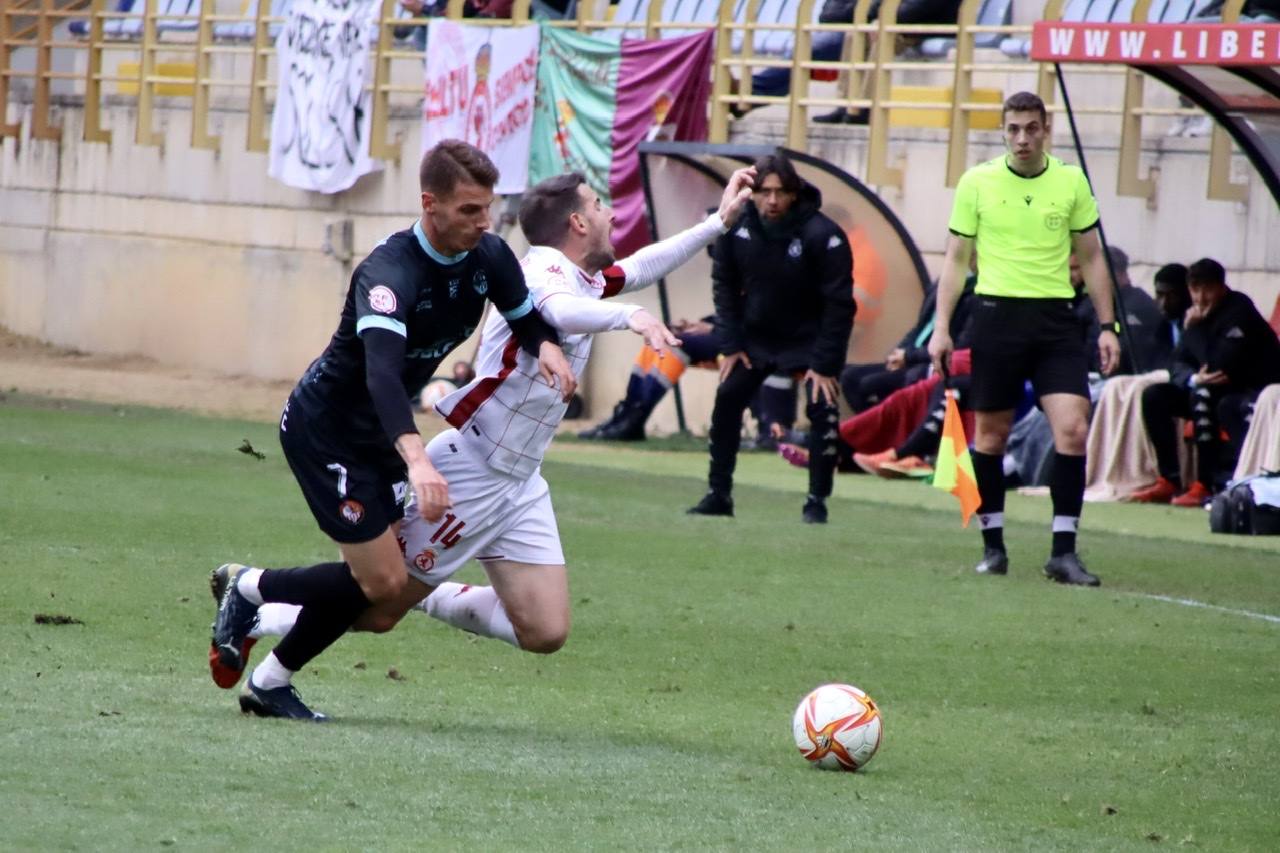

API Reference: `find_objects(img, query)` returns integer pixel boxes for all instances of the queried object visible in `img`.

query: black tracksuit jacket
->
[710,183,856,377]
[1168,290,1280,392]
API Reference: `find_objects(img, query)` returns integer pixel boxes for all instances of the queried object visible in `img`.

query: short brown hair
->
[1002,91,1047,124]
[420,139,500,196]
[752,153,803,194]
[518,172,588,248]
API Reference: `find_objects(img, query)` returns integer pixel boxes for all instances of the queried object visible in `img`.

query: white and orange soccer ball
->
[792,683,883,771]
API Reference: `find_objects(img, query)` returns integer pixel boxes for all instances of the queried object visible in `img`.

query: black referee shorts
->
[968,296,1090,412]
[278,395,408,544]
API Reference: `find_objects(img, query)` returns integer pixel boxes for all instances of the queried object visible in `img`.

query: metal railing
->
[0,0,1244,197]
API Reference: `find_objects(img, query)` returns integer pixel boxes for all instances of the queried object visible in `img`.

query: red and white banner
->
[1031,22,1280,65]
[423,21,540,195]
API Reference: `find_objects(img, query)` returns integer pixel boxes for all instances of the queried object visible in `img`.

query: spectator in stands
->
[395,0,447,49]
[687,153,855,524]
[395,0,517,49]
[746,0,962,116]
[1126,258,1280,506]
[743,0,851,108]
[577,316,797,444]
[812,0,964,124]
[840,271,975,412]
[1195,0,1280,22]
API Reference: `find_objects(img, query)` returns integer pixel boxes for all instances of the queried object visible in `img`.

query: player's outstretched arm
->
[613,167,756,293]
[529,288,681,356]
[626,309,681,353]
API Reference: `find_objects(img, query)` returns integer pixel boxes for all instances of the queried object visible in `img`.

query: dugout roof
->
[1031,20,1280,208]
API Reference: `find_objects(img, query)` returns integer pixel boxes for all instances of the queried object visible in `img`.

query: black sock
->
[972,450,1006,552]
[1050,452,1086,557]
[272,601,366,672]
[259,562,365,608]
[261,563,372,672]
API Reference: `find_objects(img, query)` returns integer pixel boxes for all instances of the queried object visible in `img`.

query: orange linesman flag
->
[932,389,981,527]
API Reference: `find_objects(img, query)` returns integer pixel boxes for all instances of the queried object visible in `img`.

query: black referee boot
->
[974,547,1009,576]
[687,491,734,517]
[801,497,828,524]
[1043,553,1101,587]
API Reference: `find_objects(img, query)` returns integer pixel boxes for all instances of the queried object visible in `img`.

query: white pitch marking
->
[1121,591,1280,625]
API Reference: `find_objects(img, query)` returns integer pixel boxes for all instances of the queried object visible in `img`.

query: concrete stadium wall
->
[2,95,1277,434]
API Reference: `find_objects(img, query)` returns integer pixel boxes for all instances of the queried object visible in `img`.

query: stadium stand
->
[918,0,1011,58]
[68,0,201,39]
[594,0,649,40]
[750,0,814,56]
[659,0,728,38]
[212,0,290,42]
[999,0,1220,57]
[599,0,812,57]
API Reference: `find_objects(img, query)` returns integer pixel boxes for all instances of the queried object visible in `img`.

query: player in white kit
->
[209,166,755,679]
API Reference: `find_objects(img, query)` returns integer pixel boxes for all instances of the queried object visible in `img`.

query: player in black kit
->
[210,140,576,720]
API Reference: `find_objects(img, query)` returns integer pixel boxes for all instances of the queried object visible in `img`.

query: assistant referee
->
[929,91,1119,587]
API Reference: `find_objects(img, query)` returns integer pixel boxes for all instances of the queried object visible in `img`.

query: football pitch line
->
[1121,591,1280,625]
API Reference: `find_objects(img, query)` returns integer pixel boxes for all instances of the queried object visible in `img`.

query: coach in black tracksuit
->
[687,153,856,524]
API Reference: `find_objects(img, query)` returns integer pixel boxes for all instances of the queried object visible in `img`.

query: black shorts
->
[279,395,408,544]
[968,297,1090,412]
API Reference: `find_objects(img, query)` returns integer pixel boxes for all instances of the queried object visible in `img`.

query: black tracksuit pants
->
[708,362,839,500]
[1140,382,1257,489]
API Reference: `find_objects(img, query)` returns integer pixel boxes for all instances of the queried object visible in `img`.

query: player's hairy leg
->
[481,561,570,653]
[339,529,412,603]
[1039,393,1090,455]
[351,576,434,633]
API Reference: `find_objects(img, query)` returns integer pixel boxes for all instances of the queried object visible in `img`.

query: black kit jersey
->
[292,222,548,464]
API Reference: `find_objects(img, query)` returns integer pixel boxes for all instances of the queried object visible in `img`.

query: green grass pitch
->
[1,395,1277,850]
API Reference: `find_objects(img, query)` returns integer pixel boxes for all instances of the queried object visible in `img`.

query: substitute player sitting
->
[210,167,755,699]
[928,92,1119,587]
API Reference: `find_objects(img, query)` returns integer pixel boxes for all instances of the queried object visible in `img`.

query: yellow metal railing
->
[0,0,1233,197]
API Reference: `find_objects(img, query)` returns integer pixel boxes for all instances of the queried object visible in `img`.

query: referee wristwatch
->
[1102,320,1121,334]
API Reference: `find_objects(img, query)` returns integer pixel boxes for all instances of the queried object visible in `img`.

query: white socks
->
[241,585,521,650]
[250,652,294,690]
[251,603,301,639]
[418,582,519,648]
[235,568,265,606]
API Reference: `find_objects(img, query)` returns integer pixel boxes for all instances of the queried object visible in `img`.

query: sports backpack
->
[1209,472,1280,536]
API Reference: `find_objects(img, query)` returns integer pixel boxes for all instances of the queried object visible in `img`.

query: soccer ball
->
[792,683,883,771]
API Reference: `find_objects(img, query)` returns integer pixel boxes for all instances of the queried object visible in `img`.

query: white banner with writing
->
[269,0,382,194]
[423,21,540,195]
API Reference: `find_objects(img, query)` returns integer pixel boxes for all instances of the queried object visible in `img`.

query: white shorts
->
[398,429,564,587]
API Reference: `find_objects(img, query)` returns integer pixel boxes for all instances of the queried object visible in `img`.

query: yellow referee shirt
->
[948,155,1099,299]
